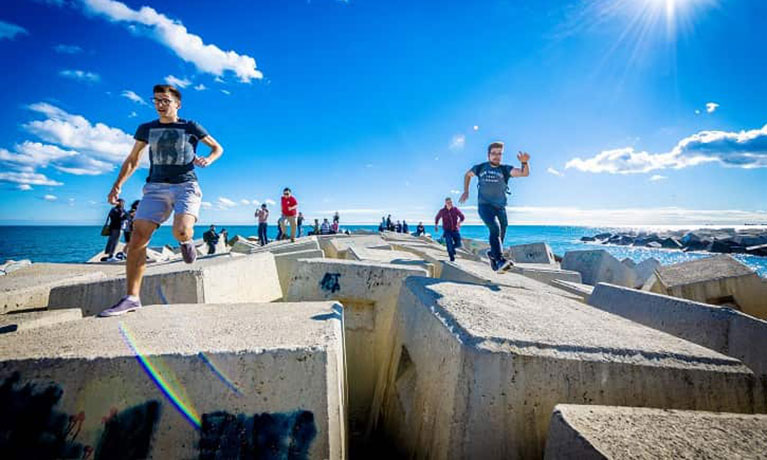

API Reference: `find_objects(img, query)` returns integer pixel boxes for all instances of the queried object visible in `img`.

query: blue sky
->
[0,0,765,226]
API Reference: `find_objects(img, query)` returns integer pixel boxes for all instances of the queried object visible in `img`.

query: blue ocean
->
[1,225,765,277]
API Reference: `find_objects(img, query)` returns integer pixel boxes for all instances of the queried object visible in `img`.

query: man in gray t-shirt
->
[459,141,530,270]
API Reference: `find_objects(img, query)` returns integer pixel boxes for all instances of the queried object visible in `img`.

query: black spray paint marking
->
[94,400,161,460]
[319,273,341,293]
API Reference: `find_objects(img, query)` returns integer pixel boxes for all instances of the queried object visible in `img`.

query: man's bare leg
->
[173,213,196,242]
[126,219,157,296]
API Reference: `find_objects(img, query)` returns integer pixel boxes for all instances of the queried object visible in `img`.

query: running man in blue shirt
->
[459,141,530,271]
[100,84,224,316]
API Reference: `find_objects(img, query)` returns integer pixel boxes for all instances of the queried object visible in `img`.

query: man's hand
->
[459,191,469,204]
[194,155,212,168]
[434,226,439,233]
[517,151,530,163]
[107,184,121,205]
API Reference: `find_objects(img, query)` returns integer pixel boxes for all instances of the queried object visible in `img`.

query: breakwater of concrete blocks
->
[1,231,766,458]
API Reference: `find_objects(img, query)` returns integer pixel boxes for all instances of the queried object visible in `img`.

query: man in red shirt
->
[435,197,465,262]
[280,187,299,242]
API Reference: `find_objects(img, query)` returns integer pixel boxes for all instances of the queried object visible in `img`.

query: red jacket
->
[281,196,298,216]
[435,206,465,232]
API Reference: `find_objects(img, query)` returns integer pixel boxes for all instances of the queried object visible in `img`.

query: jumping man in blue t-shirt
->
[100,84,224,316]
[459,141,530,271]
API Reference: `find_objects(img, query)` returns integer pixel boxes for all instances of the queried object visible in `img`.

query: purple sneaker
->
[180,241,197,264]
[99,296,142,317]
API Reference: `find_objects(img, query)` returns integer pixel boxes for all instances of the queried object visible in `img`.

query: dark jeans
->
[105,229,121,257]
[478,203,508,261]
[297,225,303,237]
[444,230,462,261]
[258,222,268,246]
[207,242,216,255]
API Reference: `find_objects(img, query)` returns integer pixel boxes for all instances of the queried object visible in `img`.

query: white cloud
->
[0,171,62,186]
[59,69,100,83]
[128,111,137,118]
[251,199,261,206]
[164,75,191,88]
[546,167,563,177]
[706,102,719,114]
[18,184,32,191]
[649,174,667,181]
[201,201,213,209]
[318,208,384,215]
[54,44,83,54]
[565,123,767,174]
[449,134,466,150]
[264,199,276,205]
[450,190,461,195]
[473,125,479,131]
[695,109,701,115]
[220,89,231,95]
[81,0,263,82]
[216,197,237,209]
[0,142,114,176]
[43,194,58,201]
[194,83,207,91]
[240,199,250,205]
[121,90,147,105]
[24,102,138,165]
[0,21,28,40]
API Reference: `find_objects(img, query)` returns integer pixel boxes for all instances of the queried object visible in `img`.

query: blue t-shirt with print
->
[134,119,209,184]
[471,162,514,207]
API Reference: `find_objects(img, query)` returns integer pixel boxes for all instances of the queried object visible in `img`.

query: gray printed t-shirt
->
[471,162,514,207]
[134,119,209,184]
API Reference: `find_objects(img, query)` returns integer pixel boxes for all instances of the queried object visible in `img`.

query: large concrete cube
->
[562,249,637,287]
[506,242,556,265]
[0,302,346,459]
[323,235,387,259]
[347,246,435,277]
[47,253,282,316]
[273,249,325,295]
[284,258,427,437]
[1,263,123,314]
[544,405,767,459]
[376,278,762,459]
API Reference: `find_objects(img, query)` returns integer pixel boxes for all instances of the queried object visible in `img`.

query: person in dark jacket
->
[435,197,465,262]
[104,199,126,260]
[202,224,219,255]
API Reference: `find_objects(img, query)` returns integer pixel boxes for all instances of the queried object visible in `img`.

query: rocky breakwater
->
[581,227,767,257]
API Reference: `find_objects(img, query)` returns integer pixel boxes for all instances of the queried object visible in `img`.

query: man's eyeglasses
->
[152,97,175,106]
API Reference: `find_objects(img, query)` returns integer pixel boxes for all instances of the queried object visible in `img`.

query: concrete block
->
[549,279,594,303]
[251,237,321,256]
[285,258,427,437]
[273,249,325,296]
[323,235,386,259]
[0,302,346,459]
[633,257,660,288]
[1,263,123,314]
[588,283,767,382]
[376,277,761,459]
[439,260,585,302]
[0,308,82,334]
[230,238,260,254]
[562,249,637,287]
[544,405,767,460]
[347,246,435,277]
[48,253,282,316]
[621,258,637,269]
[87,242,127,263]
[647,254,767,319]
[506,242,556,265]
[507,263,582,285]
[0,259,32,275]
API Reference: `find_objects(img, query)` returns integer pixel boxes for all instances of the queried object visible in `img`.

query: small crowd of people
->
[101,199,140,261]
[97,82,530,317]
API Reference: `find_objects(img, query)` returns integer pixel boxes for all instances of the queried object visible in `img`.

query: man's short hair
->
[487,141,505,154]
[445,197,452,201]
[283,187,291,192]
[153,84,182,101]
[261,203,267,208]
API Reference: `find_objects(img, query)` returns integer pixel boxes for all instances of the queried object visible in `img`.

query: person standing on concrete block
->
[256,203,270,245]
[203,225,219,255]
[459,141,530,271]
[435,197,465,262]
[297,212,305,237]
[100,84,223,317]
[103,198,126,261]
[280,188,299,243]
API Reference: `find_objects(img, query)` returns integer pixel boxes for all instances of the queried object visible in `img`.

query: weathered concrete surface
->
[439,260,585,302]
[347,245,435,277]
[233,236,320,256]
[633,257,660,288]
[646,255,767,319]
[87,242,127,263]
[0,263,123,314]
[506,242,556,265]
[507,263,583,285]
[0,302,346,459]
[389,242,480,277]
[323,235,388,259]
[48,253,282,316]
[550,279,594,303]
[0,308,82,334]
[284,258,427,438]
[273,249,325,296]
[544,404,767,460]
[562,249,637,287]
[588,283,767,385]
[375,277,761,459]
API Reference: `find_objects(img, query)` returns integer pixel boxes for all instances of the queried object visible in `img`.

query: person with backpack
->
[459,141,530,271]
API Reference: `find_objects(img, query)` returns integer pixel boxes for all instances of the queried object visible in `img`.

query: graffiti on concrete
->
[199,410,317,459]
[0,372,161,459]
[319,272,341,293]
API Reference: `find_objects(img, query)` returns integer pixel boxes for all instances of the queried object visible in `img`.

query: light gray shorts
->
[134,181,202,225]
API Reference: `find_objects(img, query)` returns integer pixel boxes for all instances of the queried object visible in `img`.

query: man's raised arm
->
[108,140,147,204]
[511,151,530,178]
[459,170,475,204]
